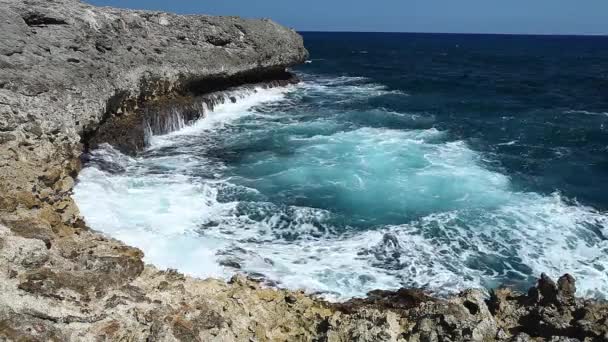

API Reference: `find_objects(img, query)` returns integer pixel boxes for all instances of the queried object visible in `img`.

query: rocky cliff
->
[0,0,606,341]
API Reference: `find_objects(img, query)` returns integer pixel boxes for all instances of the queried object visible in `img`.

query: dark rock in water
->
[80,143,133,173]
[219,259,242,270]
[557,273,577,305]
[381,232,401,250]
[536,272,559,305]
[285,294,298,304]
[245,272,268,282]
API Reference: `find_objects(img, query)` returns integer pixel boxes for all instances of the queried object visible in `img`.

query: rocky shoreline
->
[0,0,606,341]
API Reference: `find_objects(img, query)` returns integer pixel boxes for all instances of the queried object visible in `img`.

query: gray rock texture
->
[0,0,307,152]
[0,0,607,341]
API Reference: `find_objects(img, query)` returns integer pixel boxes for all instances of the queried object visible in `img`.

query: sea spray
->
[75,73,608,300]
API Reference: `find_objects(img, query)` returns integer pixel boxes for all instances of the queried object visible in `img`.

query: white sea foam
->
[296,74,408,100]
[300,82,407,100]
[151,85,294,145]
[75,149,608,300]
[74,162,231,279]
[74,74,608,301]
[564,110,608,117]
[497,140,518,146]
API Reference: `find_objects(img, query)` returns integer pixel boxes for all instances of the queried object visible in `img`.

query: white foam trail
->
[151,85,294,146]
[295,74,408,100]
[300,82,407,100]
[564,110,608,117]
[497,140,518,146]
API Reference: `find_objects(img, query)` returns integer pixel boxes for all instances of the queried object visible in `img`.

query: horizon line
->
[296,30,608,37]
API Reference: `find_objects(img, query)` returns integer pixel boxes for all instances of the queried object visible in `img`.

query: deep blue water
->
[75,33,608,300]
[301,32,608,210]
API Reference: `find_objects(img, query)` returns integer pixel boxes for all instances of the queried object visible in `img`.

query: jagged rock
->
[533,273,559,305]
[334,287,436,314]
[0,310,68,341]
[557,274,577,306]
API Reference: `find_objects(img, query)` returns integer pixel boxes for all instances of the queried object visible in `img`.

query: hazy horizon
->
[86,0,608,36]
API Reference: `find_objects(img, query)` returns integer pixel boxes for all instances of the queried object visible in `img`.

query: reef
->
[0,0,606,341]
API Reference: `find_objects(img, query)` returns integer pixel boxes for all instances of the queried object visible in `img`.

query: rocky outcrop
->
[0,0,306,155]
[0,0,607,341]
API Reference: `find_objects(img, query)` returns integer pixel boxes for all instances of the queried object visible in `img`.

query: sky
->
[86,0,608,35]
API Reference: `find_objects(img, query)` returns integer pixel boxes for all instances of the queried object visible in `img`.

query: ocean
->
[74,32,608,300]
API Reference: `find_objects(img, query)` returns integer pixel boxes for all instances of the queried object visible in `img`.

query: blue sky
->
[86,0,607,35]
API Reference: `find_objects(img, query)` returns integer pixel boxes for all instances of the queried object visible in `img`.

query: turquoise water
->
[75,33,608,300]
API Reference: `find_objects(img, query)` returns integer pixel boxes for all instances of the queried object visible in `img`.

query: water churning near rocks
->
[75,73,608,300]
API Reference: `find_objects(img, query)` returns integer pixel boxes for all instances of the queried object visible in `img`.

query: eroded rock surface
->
[0,0,606,341]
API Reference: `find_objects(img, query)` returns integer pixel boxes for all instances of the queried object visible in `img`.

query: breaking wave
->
[74,74,608,301]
